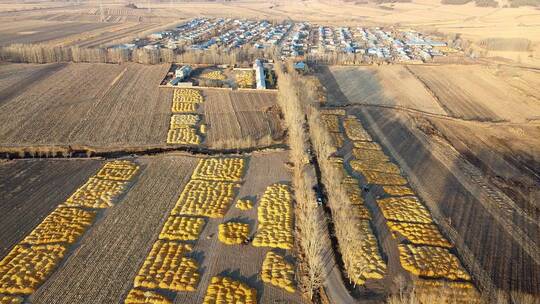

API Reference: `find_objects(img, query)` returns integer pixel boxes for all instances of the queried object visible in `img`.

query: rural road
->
[318,207,358,304]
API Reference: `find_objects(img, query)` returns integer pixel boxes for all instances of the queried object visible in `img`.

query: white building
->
[253,59,266,90]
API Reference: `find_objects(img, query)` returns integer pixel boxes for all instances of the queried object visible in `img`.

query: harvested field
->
[0,20,114,46]
[173,151,304,304]
[317,65,446,115]
[0,63,66,106]
[408,65,540,122]
[0,63,171,150]
[31,155,197,303]
[203,90,284,149]
[0,64,285,152]
[427,117,540,219]
[2,153,303,303]
[0,159,102,259]
[355,107,540,298]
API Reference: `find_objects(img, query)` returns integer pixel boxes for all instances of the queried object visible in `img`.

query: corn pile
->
[377,197,432,224]
[22,208,96,245]
[191,158,245,182]
[202,276,257,304]
[321,114,341,132]
[167,128,201,145]
[253,184,294,250]
[352,141,381,150]
[171,89,203,113]
[350,159,400,175]
[362,171,408,185]
[329,156,344,165]
[173,88,204,104]
[171,180,236,218]
[0,245,66,294]
[352,148,390,163]
[382,185,415,196]
[63,178,127,209]
[261,251,295,293]
[159,216,205,241]
[167,114,202,145]
[236,71,255,88]
[319,112,478,293]
[343,182,363,204]
[172,102,197,113]
[124,289,171,304]
[343,116,372,141]
[172,158,245,219]
[0,295,22,304]
[218,222,250,245]
[0,161,138,298]
[126,159,248,302]
[95,160,139,181]
[168,89,204,145]
[342,220,387,285]
[134,241,199,292]
[398,245,471,281]
[201,70,226,80]
[321,111,345,149]
[235,199,253,210]
[414,280,481,304]
[387,222,452,248]
[170,114,200,128]
[330,132,345,149]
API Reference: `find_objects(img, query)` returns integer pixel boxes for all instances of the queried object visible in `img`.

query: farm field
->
[0,152,305,303]
[312,109,480,301]
[316,63,540,301]
[30,155,196,303]
[172,151,303,303]
[407,65,540,122]
[316,65,447,115]
[0,62,171,151]
[0,159,103,258]
[353,107,540,299]
[0,63,66,106]
[203,90,284,149]
[0,20,116,46]
[318,64,540,122]
[0,63,284,153]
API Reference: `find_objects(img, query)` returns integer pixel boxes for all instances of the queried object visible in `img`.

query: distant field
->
[408,65,540,122]
[0,20,115,46]
[318,64,540,123]
[0,63,66,105]
[317,65,447,115]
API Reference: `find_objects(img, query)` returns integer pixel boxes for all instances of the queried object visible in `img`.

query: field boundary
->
[0,143,288,159]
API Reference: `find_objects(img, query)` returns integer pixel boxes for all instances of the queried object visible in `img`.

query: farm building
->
[253,59,266,90]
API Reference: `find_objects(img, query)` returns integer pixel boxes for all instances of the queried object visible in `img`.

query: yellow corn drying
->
[218,222,250,245]
[202,276,257,304]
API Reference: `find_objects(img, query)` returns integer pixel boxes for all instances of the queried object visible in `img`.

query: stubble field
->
[317,63,540,300]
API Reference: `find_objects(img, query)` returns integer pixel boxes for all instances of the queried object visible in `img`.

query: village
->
[112,18,456,63]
